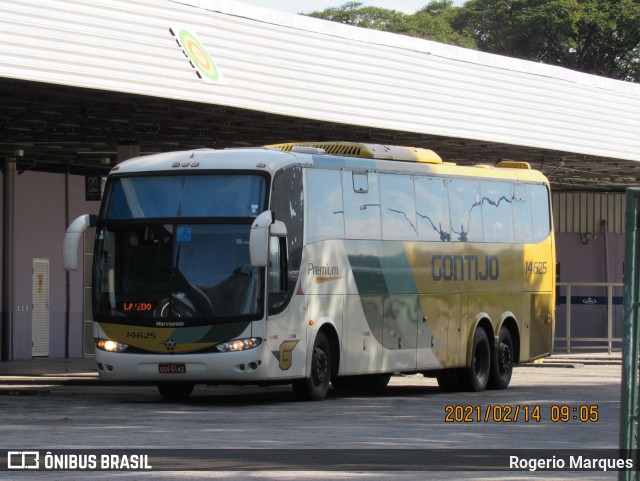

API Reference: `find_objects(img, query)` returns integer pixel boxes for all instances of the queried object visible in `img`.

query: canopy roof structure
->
[1,0,639,191]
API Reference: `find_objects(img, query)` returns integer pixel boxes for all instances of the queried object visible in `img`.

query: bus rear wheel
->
[292,331,331,401]
[488,327,514,390]
[157,382,194,402]
[467,327,491,392]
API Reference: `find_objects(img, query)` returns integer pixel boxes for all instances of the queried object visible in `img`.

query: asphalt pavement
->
[0,351,627,480]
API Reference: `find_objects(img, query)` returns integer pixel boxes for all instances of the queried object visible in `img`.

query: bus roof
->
[109,147,302,175]
[109,144,549,185]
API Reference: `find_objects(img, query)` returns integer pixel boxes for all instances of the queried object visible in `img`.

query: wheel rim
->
[312,346,329,386]
[498,341,513,375]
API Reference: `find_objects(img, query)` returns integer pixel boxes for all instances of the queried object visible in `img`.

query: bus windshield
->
[94,223,263,325]
[105,174,266,219]
[94,174,267,325]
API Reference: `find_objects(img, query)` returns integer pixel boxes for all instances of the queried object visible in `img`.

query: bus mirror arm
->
[249,211,273,267]
[270,220,287,237]
[63,214,97,271]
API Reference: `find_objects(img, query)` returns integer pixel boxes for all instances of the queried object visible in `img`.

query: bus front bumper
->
[95,346,268,383]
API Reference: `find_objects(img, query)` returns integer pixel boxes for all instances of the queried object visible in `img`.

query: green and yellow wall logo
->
[171,26,225,84]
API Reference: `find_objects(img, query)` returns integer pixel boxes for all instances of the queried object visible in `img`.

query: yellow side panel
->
[528,293,554,360]
[418,294,461,368]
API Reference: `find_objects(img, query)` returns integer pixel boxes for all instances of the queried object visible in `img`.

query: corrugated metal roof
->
[553,192,626,234]
[1,0,639,165]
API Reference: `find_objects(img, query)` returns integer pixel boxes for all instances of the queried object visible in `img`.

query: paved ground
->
[0,352,627,480]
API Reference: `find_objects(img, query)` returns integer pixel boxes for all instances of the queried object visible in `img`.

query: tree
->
[304,2,406,30]
[453,0,640,82]
[305,0,640,82]
[304,1,477,48]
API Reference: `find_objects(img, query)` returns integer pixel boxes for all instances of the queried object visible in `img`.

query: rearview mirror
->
[249,211,272,267]
[63,214,96,270]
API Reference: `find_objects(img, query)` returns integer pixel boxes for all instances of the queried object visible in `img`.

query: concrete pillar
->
[2,158,16,360]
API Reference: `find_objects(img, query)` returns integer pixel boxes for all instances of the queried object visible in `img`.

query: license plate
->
[158,363,186,374]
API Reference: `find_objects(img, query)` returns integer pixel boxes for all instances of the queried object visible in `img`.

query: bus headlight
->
[96,338,129,352]
[215,337,262,352]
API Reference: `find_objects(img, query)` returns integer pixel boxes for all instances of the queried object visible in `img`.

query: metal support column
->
[620,188,640,481]
[1,158,15,361]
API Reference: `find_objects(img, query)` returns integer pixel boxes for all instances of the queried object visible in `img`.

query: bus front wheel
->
[292,331,331,401]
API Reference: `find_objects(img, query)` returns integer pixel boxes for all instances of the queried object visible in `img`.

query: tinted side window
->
[481,181,514,243]
[380,174,417,240]
[415,176,451,242]
[305,169,344,243]
[512,184,534,243]
[271,166,303,312]
[449,178,483,242]
[343,171,381,240]
[529,184,551,243]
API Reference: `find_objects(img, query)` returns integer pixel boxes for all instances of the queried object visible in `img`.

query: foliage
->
[304,1,477,48]
[304,0,640,82]
[454,0,640,82]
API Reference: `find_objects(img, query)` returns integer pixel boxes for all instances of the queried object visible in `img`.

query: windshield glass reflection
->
[94,224,262,324]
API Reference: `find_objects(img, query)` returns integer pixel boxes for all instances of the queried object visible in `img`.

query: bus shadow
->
[162,383,444,406]
[113,381,446,406]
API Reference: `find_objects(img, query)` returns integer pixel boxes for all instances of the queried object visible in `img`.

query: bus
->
[63,142,555,401]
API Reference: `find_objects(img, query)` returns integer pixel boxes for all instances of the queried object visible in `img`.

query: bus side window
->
[305,169,344,243]
[529,184,551,243]
[343,171,381,240]
[512,184,533,243]
[449,178,483,242]
[380,173,417,240]
[268,236,288,314]
[415,176,450,241]
[480,181,514,243]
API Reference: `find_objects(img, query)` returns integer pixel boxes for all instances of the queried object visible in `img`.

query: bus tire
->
[157,382,194,402]
[292,331,331,401]
[488,327,514,390]
[467,327,491,392]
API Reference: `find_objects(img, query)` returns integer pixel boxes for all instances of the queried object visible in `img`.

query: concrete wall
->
[554,232,624,350]
[9,171,98,359]
[556,232,624,282]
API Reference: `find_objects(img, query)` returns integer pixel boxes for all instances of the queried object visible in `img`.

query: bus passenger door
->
[264,234,306,380]
[529,293,553,359]
[417,294,461,369]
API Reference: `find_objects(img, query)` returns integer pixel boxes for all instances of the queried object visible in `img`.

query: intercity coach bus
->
[63,142,555,401]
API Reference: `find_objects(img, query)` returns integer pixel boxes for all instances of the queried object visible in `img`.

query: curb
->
[521,358,621,368]
[0,374,102,386]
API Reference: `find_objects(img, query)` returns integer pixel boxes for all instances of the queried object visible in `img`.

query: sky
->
[238,0,463,15]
